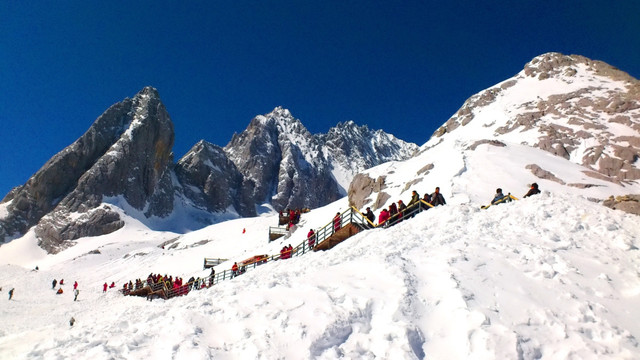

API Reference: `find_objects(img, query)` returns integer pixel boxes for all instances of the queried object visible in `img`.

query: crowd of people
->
[279,244,294,259]
[365,187,448,228]
[116,183,542,301]
[279,208,304,230]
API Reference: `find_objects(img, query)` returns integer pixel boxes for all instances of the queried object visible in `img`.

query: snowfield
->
[1,191,639,359]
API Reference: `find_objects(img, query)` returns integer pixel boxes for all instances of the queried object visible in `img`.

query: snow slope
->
[0,189,639,359]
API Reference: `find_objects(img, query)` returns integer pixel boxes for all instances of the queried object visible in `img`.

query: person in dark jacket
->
[8,288,14,300]
[52,279,57,289]
[388,202,398,222]
[364,207,375,227]
[406,190,420,217]
[397,200,407,222]
[523,183,541,198]
[430,187,446,206]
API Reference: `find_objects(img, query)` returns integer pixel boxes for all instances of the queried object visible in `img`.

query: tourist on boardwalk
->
[333,212,341,232]
[231,262,239,278]
[408,190,420,208]
[523,183,541,198]
[307,229,316,248]
[364,207,375,227]
[209,268,215,286]
[430,187,446,206]
[388,202,398,224]
[397,200,407,222]
[378,208,390,227]
[406,190,420,216]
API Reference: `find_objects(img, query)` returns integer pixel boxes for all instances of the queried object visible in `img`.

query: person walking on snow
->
[231,263,239,278]
[103,282,108,292]
[74,288,79,301]
[52,279,57,289]
[73,281,78,290]
[8,288,14,300]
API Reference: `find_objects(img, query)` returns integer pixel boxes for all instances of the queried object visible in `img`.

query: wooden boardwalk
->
[314,223,362,251]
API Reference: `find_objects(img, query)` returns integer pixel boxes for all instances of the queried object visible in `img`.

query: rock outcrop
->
[1,94,418,252]
[1,87,175,252]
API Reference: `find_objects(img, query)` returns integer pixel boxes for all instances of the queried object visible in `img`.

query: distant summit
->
[349,53,640,211]
[0,93,416,252]
[432,52,640,184]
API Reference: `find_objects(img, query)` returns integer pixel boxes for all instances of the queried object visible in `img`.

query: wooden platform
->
[314,223,362,251]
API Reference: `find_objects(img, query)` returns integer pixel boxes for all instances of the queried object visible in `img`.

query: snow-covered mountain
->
[224,107,418,212]
[349,53,640,212]
[0,53,639,359]
[0,94,416,252]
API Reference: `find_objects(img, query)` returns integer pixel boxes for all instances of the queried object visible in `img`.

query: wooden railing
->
[125,200,442,300]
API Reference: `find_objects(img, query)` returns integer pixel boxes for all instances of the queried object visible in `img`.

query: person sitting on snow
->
[491,188,512,205]
[523,183,541,198]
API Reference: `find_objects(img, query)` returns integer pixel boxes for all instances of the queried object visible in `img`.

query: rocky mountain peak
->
[429,52,640,185]
[0,87,176,252]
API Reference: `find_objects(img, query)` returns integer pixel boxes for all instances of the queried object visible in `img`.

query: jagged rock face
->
[432,52,640,184]
[1,93,419,252]
[0,98,135,242]
[225,107,418,211]
[1,87,175,251]
[225,113,286,206]
[321,121,418,173]
[175,141,255,217]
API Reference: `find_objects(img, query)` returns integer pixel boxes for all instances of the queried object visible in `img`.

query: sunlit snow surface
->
[1,191,639,359]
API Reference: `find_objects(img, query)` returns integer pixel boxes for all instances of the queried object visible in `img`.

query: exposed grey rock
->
[467,140,506,151]
[416,163,434,176]
[602,194,640,216]
[348,174,386,210]
[175,140,254,217]
[525,164,566,185]
[36,206,124,254]
[225,108,417,211]
[1,87,175,250]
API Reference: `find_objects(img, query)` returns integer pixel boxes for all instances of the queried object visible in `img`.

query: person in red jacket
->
[307,229,316,249]
[231,262,239,278]
[333,212,341,232]
[103,282,108,292]
[73,281,78,290]
[378,208,390,226]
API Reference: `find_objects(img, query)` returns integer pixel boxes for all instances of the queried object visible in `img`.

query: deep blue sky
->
[1,2,639,197]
